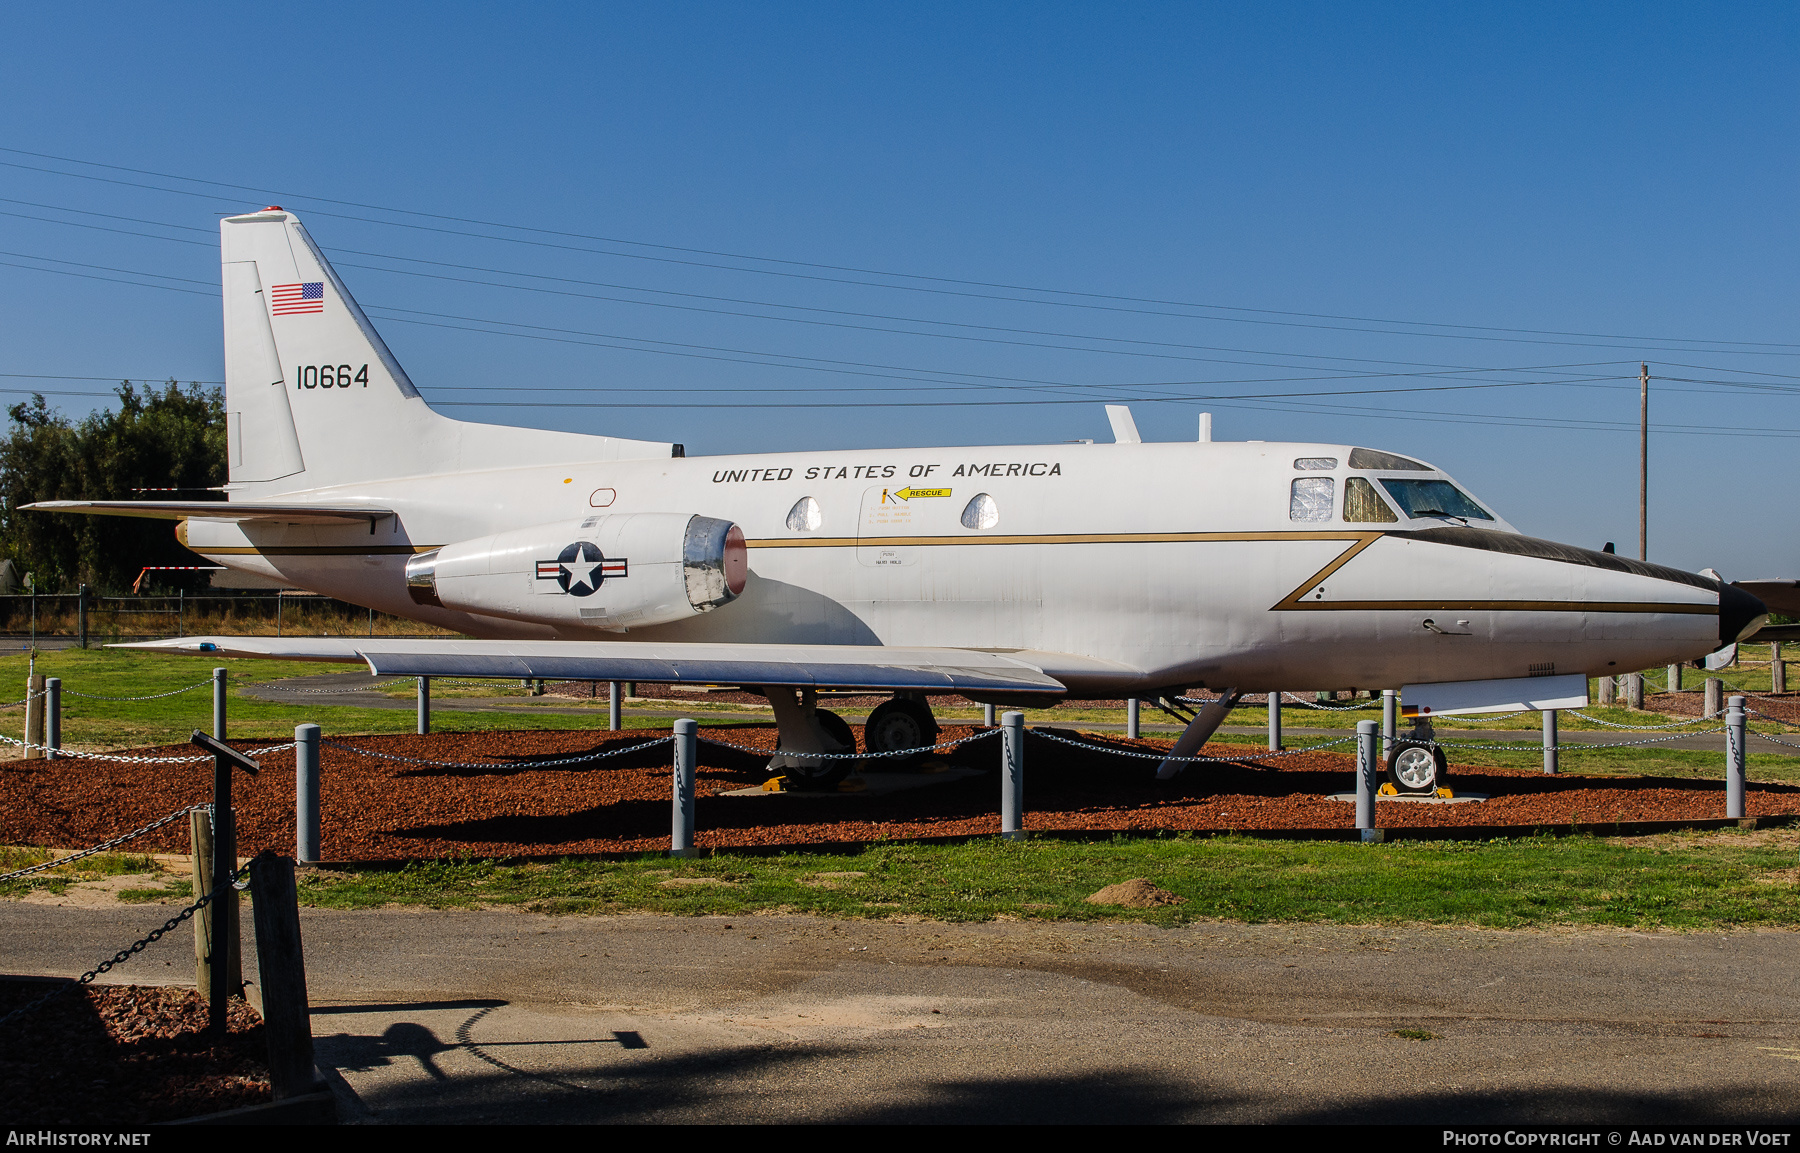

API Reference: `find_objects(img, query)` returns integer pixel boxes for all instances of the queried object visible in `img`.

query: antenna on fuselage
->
[1197,412,1212,443]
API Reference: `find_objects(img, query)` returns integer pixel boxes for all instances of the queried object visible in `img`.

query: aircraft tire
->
[784,708,856,790]
[1386,741,1448,795]
[863,698,940,770]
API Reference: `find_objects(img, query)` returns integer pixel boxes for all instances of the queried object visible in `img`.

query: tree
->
[0,381,225,593]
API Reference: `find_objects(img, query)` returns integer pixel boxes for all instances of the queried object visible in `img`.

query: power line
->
[5,146,1798,354]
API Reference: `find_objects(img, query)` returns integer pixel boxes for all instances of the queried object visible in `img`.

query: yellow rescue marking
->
[891,487,952,501]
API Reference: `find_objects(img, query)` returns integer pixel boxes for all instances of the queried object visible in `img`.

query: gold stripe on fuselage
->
[187,530,1718,616]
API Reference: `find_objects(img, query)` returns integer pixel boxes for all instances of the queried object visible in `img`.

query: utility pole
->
[1639,362,1649,561]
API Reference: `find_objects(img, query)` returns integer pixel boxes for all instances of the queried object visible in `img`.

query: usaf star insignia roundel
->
[539,541,628,597]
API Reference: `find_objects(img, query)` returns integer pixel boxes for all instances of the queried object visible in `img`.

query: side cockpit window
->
[1344,477,1398,523]
[1289,477,1334,522]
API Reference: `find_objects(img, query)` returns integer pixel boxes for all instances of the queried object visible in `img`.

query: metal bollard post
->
[212,667,227,740]
[77,584,89,650]
[1705,677,1723,719]
[1381,689,1397,763]
[45,677,59,761]
[983,702,996,727]
[1667,663,1682,694]
[1542,709,1558,775]
[1126,698,1140,739]
[1356,720,1378,839]
[1726,695,1747,820]
[417,676,431,735]
[609,681,622,732]
[295,724,320,864]
[1000,711,1025,839]
[671,718,696,857]
[1268,690,1281,752]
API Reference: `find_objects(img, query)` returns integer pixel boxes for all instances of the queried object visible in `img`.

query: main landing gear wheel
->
[862,698,940,770]
[783,708,856,790]
[1386,740,1448,795]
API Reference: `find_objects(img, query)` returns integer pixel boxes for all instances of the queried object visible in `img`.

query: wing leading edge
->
[24,501,393,526]
[114,637,1070,696]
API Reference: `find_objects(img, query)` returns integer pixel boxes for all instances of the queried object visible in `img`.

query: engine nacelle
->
[405,513,747,630]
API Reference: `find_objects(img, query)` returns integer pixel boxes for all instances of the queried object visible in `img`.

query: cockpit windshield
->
[1379,478,1493,521]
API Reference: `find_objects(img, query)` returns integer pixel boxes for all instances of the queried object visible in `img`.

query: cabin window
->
[1343,477,1398,523]
[1378,478,1494,521]
[784,495,822,533]
[1293,457,1337,470]
[1348,448,1429,471]
[961,492,999,530]
[1289,477,1334,522]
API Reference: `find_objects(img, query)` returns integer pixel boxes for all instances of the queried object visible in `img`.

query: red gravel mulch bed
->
[1652,689,1800,724]
[0,981,268,1125]
[4,724,1798,861]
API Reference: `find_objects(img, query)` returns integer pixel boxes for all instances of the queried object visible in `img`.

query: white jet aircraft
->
[29,208,1771,792]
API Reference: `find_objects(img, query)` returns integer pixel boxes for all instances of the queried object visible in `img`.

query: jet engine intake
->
[404,513,747,631]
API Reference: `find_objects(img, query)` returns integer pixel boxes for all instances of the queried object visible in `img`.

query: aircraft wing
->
[1735,580,1800,618]
[24,500,392,526]
[114,636,1071,695]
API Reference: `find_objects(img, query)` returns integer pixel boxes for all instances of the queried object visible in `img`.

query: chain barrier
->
[1417,728,1726,753]
[64,680,213,702]
[1747,707,1800,730]
[1752,731,1800,750]
[0,862,248,1031]
[1565,709,1723,730]
[0,733,295,764]
[264,679,418,696]
[322,735,672,770]
[1280,692,1381,712]
[1029,728,1358,764]
[697,728,999,761]
[0,803,210,884]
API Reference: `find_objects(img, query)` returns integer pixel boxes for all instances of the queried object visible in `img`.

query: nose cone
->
[1719,580,1769,647]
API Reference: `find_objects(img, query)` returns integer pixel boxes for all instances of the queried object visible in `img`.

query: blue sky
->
[1,3,1796,572]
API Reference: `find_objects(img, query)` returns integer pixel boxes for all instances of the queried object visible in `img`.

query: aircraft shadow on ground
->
[383,735,677,778]
[313,1014,1799,1124]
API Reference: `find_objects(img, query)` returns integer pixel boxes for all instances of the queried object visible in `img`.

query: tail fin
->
[220,207,671,493]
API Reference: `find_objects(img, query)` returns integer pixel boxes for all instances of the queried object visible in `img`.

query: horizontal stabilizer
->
[24,500,393,526]
[114,637,1071,695]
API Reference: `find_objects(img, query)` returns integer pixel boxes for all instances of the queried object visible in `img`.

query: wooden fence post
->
[248,852,319,1100]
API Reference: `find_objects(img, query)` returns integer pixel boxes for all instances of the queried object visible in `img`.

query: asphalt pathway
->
[4,902,1799,1124]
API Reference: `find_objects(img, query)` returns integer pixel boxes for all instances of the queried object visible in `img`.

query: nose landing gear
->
[1385,718,1448,795]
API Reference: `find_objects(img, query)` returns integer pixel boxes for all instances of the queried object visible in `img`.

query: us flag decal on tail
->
[270,282,325,315]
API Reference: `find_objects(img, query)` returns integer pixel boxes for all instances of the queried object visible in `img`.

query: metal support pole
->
[1705,677,1723,719]
[609,680,622,731]
[45,677,59,760]
[983,702,996,727]
[1381,689,1397,762]
[212,667,227,740]
[1667,663,1682,694]
[295,724,320,864]
[1775,643,1787,694]
[1126,697,1140,739]
[671,718,696,857]
[23,672,43,761]
[77,584,88,650]
[1726,695,1747,820]
[1001,711,1025,840]
[1356,720,1378,839]
[1268,690,1281,752]
[417,676,431,735]
[1542,709,1558,775]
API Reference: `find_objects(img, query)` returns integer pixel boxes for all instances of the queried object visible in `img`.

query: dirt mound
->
[1085,878,1186,908]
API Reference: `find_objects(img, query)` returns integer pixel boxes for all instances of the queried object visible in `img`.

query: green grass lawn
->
[285,827,1800,930]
